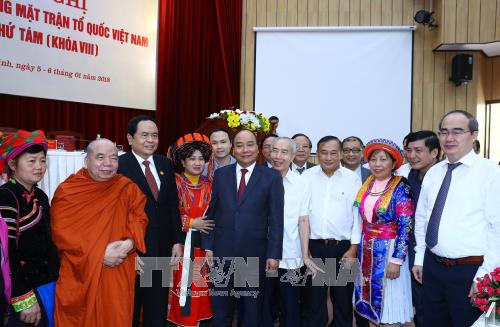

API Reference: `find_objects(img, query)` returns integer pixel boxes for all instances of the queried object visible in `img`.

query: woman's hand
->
[20,301,41,326]
[386,262,401,280]
[191,216,215,234]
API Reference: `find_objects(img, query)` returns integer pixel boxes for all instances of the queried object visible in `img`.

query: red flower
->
[497,307,500,315]
[496,288,500,295]
[487,287,494,296]
[494,267,500,274]
[479,305,485,311]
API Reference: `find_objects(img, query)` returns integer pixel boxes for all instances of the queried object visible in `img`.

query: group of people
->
[0,110,498,327]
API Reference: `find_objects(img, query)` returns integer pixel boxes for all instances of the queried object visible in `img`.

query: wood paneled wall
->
[240,0,500,134]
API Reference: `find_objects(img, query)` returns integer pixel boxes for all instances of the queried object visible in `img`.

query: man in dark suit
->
[202,129,284,326]
[290,133,316,174]
[118,115,184,327]
[341,136,370,183]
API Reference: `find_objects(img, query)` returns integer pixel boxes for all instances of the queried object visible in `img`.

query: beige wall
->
[240,0,500,133]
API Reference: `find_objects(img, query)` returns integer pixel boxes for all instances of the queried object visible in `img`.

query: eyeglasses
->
[295,144,310,150]
[438,129,471,137]
[342,148,362,154]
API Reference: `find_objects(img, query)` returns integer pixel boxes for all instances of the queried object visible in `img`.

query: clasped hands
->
[103,238,134,267]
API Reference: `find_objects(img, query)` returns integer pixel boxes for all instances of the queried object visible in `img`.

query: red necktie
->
[237,168,248,201]
[143,160,159,200]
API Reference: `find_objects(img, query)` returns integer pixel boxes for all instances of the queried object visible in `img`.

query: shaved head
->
[85,139,119,181]
[86,139,117,156]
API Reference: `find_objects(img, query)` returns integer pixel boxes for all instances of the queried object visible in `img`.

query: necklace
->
[368,177,393,196]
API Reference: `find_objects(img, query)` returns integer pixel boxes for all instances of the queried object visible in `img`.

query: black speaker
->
[451,54,473,85]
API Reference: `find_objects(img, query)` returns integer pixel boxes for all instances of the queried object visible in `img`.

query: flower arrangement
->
[208,109,271,133]
[473,267,500,316]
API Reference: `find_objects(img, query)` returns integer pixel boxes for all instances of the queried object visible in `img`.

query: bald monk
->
[51,139,148,326]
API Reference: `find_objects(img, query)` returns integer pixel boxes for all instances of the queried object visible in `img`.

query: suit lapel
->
[239,164,262,206]
[127,152,156,201]
[153,155,167,195]
[228,164,238,208]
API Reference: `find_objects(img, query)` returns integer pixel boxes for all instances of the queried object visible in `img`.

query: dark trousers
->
[423,250,482,327]
[262,268,301,327]
[210,263,264,327]
[133,270,169,327]
[408,233,424,327]
[302,240,353,327]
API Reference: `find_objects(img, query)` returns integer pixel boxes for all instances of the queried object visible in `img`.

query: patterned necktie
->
[237,168,248,201]
[425,162,461,248]
[143,160,159,200]
[297,167,305,175]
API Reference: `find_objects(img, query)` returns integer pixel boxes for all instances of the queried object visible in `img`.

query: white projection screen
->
[0,0,158,110]
[254,26,414,152]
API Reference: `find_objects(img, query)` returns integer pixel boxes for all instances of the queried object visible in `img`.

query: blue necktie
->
[425,162,461,248]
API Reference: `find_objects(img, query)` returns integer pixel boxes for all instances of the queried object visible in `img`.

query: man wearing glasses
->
[341,136,371,183]
[413,110,500,326]
[291,133,316,174]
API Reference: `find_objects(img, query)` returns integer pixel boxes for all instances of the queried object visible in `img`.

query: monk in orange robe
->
[51,139,148,327]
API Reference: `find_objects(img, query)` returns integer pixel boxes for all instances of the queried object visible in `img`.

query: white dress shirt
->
[132,150,161,189]
[304,165,362,244]
[395,162,411,178]
[236,162,256,190]
[279,170,311,270]
[414,150,500,280]
[291,162,307,174]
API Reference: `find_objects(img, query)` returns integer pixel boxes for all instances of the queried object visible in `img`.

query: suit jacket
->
[202,163,284,267]
[118,152,184,257]
[361,166,371,183]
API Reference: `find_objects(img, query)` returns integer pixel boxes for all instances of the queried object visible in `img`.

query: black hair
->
[174,142,212,172]
[127,115,156,136]
[406,130,441,158]
[342,136,364,148]
[317,135,342,151]
[209,128,231,141]
[438,109,479,132]
[291,133,313,148]
[368,149,396,163]
[269,116,279,121]
[261,134,278,147]
[403,132,414,148]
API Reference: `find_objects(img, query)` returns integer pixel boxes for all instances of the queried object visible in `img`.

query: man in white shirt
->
[262,137,321,327]
[412,110,500,327]
[290,133,316,174]
[302,136,362,327]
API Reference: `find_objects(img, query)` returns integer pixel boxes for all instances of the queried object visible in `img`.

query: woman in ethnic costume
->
[168,133,214,326]
[353,138,415,326]
[0,130,59,327]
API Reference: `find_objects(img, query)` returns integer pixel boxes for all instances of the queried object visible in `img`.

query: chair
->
[47,130,85,151]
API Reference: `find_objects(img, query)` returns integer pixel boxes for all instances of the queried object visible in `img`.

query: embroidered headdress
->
[0,130,48,174]
[364,138,404,170]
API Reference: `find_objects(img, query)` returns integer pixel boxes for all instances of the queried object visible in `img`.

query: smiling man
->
[118,115,184,327]
[202,129,284,326]
[51,139,148,327]
[413,110,500,327]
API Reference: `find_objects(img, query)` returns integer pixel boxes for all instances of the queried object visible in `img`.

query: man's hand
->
[265,259,279,273]
[103,241,128,267]
[468,281,478,298]
[19,301,41,326]
[341,245,358,269]
[170,243,182,265]
[412,265,423,284]
[205,250,214,268]
[135,255,144,274]
[115,238,134,255]
[303,257,325,278]
[191,216,215,234]
[386,262,401,280]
